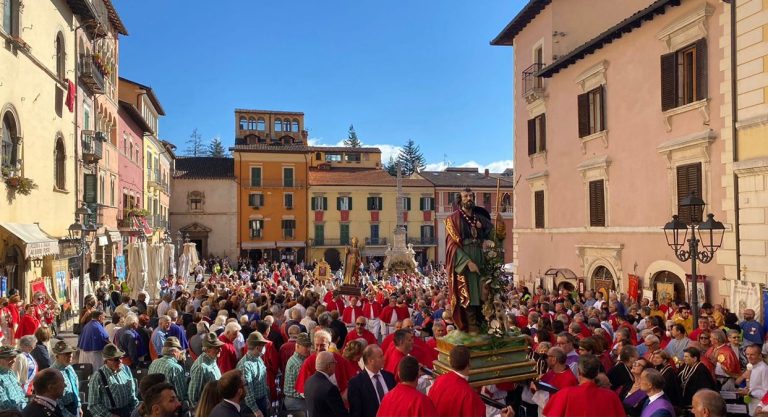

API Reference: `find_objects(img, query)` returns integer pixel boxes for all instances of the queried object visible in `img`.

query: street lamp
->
[175,230,183,257]
[68,203,96,309]
[663,192,725,328]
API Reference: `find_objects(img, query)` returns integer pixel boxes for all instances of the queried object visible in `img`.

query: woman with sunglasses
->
[621,357,653,417]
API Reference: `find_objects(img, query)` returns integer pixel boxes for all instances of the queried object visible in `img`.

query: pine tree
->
[343,124,362,148]
[384,155,398,176]
[207,136,227,157]
[185,128,205,157]
[396,139,426,176]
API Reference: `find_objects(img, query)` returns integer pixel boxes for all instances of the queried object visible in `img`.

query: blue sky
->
[115,1,523,172]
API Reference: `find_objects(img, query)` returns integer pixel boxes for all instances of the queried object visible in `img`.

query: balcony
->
[365,237,388,246]
[84,203,102,227]
[151,215,168,229]
[249,180,306,189]
[522,63,545,102]
[147,169,162,189]
[81,130,103,163]
[408,237,437,246]
[79,54,104,94]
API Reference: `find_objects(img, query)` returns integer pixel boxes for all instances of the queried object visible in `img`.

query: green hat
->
[247,331,268,349]
[102,344,125,359]
[163,337,182,350]
[0,346,19,359]
[52,341,77,355]
[202,332,225,348]
[295,332,311,347]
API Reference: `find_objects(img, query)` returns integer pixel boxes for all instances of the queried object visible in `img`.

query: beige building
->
[715,0,768,285]
[170,157,238,259]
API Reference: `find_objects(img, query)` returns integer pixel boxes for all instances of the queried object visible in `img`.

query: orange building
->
[232,109,309,263]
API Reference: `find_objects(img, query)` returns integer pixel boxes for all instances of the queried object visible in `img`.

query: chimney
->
[484,169,489,178]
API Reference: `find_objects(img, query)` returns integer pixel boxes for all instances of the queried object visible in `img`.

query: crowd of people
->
[0,255,759,417]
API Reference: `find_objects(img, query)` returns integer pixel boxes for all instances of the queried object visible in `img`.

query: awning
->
[544,268,578,279]
[0,223,60,259]
[241,242,276,249]
[107,230,122,243]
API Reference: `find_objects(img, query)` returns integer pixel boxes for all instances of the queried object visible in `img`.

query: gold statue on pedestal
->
[339,237,362,296]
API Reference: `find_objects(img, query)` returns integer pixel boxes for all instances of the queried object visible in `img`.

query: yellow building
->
[307,160,436,269]
[717,0,768,284]
[232,109,309,263]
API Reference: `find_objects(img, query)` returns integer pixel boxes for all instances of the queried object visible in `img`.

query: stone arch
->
[0,103,22,138]
[585,258,619,291]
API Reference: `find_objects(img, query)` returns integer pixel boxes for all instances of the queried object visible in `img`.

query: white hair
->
[263,316,275,326]
[214,315,227,326]
[167,309,179,320]
[196,321,210,334]
[158,315,171,325]
[224,322,242,333]
[18,335,36,350]
[123,314,138,328]
[314,329,332,343]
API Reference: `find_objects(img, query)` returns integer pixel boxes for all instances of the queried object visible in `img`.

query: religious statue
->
[445,188,494,333]
[339,237,362,296]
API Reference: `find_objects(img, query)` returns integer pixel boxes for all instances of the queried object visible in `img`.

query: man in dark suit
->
[140,382,182,417]
[209,369,246,417]
[23,368,65,417]
[639,369,675,417]
[304,351,349,417]
[348,345,396,417]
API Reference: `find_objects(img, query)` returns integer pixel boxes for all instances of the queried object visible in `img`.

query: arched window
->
[239,117,247,130]
[1,111,19,170]
[54,137,66,190]
[257,118,265,131]
[292,119,299,132]
[248,117,257,130]
[284,119,293,132]
[275,119,282,132]
[55,33,65,80]
[315,152,322,160]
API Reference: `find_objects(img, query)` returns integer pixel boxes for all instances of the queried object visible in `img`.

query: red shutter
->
[423,211,432,221]
[314,211,324,222]
[370,211,379,222]
[340,210,349,222]
[660,52,677,110]
[694,38,708,101]
[577,92,590,138]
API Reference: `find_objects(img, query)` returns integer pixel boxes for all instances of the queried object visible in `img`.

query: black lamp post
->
[663,192,725,328]
[175,230,183,257]
[68,203,96,309]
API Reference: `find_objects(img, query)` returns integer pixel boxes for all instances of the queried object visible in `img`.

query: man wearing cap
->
[237,331,269,417]
[188,332,224,406]
[0,345,27,410]
[148,337,189,407]
[284,332,312,413]
[51,341,80,417]
[87,344,138,417]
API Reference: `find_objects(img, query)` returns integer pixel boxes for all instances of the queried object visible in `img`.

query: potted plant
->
[4,175,37,195]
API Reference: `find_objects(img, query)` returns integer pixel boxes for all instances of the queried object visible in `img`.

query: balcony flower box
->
[4,175,37,195]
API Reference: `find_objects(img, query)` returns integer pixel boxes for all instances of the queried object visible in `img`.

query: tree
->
[185,128,205,157]
[396,139,426,176]
[208,136,227,157]
[384,155,398,176]
[344,124,362,148]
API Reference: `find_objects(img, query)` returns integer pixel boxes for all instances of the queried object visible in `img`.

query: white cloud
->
[307,138,511,173]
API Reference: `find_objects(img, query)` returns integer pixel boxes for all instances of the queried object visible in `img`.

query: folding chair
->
[72,363,93,382]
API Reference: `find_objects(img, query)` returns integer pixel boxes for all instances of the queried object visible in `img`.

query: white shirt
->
[646,391,664,405]
[365,368,390,398]
[748,361,768,414]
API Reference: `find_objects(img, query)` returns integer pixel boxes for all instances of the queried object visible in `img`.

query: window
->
[340,224,350,245]
[421,225,435,242]
[1,112,19,170]
[54,137,66,190]
[110,176,115,206]
[314,224,324,245]
[315,152,322,161]
[401,197,412,211]
[661,39,707,111]
[676,163,703,224]
[578,86,605,137]
[326,153,342,162]
[367,196,383,210]
[284,119,292,132]
[189,191,204,212]
[2,0,19,36]
[482,193,492,209]
[248,118,257,130]
[275,119,282,132]
[282,220,296,239]
[292,119,299,132]
[99,174,105,204]
[239,117,247,130]
[147,151,152,170]
[248,193,264,207]
[312,196,328,211]
[527,114,546,155]
[55,33,65,80]
[284,193,293,209]
[370,224,380,242]
[419,197,434,211]
[534,190,545,229]
[588,179,605,227]
[337,196,352,211]
[250,167,262,187]
[283,167,294,187]
[345,153,361,162]
[257,118,265,131]
[249,219,264,239]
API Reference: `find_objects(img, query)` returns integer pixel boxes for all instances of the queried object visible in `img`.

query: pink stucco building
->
[493,0,730,303]
[117,101,148,243]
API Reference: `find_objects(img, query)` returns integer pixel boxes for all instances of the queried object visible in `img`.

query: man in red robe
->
[295,329,355,395]
[377,356,438,417]
[542,354,626,417]
[15,304,40,339]
[538,347,579,389]
[343,317,378,348]
[444,188,493,333]
[216,322,240,373]
[379,295,407,336]
[342,296,363,326]
[383,329,413,381]
[427,345,486,417]
[361,293,382,340]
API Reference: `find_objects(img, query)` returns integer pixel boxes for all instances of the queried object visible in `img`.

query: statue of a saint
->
[445,188,494,333]
[342,237,361,287]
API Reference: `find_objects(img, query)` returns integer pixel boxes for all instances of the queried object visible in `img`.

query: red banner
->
[628,274,639,302]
